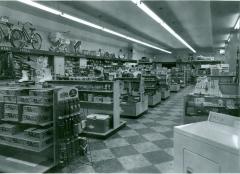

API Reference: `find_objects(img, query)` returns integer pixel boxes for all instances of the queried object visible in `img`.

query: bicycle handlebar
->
[18,21,33,27]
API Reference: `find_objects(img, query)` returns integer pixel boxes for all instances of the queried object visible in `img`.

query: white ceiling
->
[62,0,239,51]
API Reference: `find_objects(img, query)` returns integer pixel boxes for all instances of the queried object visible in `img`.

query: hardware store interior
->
[0,0,239,173]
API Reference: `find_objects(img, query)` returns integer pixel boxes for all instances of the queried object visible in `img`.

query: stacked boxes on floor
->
[86,114,110,133]
[0,87,53,151]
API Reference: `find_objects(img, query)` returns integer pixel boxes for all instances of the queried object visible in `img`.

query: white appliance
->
[174,112,240,173]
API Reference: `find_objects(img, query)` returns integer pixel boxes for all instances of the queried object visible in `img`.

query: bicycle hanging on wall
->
[0,17,42,50]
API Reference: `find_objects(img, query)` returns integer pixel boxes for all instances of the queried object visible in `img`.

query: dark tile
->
[118,154,151,170]
[108,133,122,139]
[135,128,156,135]
[128,165,160,173]
[110,145,138,157]
[143,122,161,127]
[93,159,125,173]
[143,150,173,164]
[161,131,174,138]
[125,135,148,144]
[89,141,107,151]
[152,117,168,121]
[153,139,173,149]
[121,125,132,130]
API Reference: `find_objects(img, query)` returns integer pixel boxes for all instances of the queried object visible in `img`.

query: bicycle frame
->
[21,26,32,42]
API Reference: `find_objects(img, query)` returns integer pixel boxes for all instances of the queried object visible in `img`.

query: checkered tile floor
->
[54,86,193,173]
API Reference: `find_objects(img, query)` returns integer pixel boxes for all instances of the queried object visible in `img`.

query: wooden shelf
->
[1,118,19,123]
[18,102,52,107]
[49,80,113,84]
[78,89,113,94]
[0,46,137,63]
[80,101,113,105]
[20,120,53,127]
[0,132,53,153]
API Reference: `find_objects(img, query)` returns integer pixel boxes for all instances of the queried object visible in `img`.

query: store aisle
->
[55,86,193,173]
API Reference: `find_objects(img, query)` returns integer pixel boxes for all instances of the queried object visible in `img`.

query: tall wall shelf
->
[0,46,137,63]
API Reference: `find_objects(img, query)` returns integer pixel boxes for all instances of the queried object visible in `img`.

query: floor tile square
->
[161,130,174,138]
[118,154,151,170]
[70,164,95,173]
[108,133,122,139]
[91,149,115,162]
[143,122,162,127]
[135,128,156,135]
[118,129,139,137]
[110,145,139,158]
[153,139,173,149]
[125,135,147,144]
[155,161,174,173]
[89,141,107,151]
[157,120,176,126]
[127,165,160,173]
[133,142,160,153]
[150,126,171,133]
[127,123,147,129]
[142,133,167,141]
[164,147,174,156]
[143,150,173,164]
[137,118,154,123]
[104,138,129,148]
[94,159,125,173]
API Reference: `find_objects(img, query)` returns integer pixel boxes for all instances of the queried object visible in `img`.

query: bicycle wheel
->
[10,29,24,48]
[31,33,42,50]
[0,28,3,43]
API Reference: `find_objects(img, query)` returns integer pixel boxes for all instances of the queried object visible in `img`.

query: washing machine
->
[174,111,240,173]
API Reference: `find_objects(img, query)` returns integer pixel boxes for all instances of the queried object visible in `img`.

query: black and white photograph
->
[0,0,239,173]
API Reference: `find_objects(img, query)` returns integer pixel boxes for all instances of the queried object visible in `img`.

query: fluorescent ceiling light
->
[131,0,196,53]
[17,0,171,54]
[234,16,240,30]
[61,13,103,30]
[102,28,128,39]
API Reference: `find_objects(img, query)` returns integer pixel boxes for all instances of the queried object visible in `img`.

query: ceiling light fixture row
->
[131,0,196,53]
[225,15,240,45]
[17,0,172,54]
[234,16,240,30]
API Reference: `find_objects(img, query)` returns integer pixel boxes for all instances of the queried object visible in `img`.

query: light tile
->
[91,149,115,162]
[118,129,139,137]
[118,154,151,170]
[133,142,160,153]
[127,123,147,130]
[104,138,129,148]
[142,133,167,141]
[155,161,174,173]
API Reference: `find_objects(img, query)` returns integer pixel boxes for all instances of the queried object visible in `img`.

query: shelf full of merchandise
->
[157,73,170,99]
[142,75,161,107]
[0,85,85,173]
[47,80,126,139]
[117,77,148,117]
[169,68,181,92]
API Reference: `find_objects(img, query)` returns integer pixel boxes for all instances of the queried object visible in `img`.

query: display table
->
[121,95,148,117]
[170,84,180,92]
[148,91,161,107]
[161,88,170,99]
